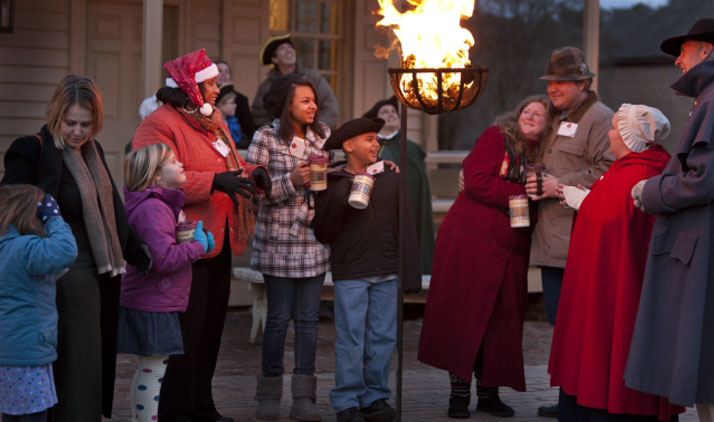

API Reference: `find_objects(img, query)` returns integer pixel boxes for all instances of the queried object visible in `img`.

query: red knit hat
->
[164,49,219,116]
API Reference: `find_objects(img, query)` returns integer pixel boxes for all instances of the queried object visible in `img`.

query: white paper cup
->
[508,195,530,228]
[309,162,328,191]
[348,173,375,209]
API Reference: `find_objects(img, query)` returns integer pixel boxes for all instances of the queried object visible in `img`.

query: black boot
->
[448,373,471,419]
[475,385,514,418]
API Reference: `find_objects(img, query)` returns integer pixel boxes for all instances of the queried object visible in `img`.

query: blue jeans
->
[541,266,565,326]
[330,278,398,413]
[261,273,325,377]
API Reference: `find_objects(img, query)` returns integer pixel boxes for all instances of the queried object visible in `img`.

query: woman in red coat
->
[132,49,271,422]
[549,104,684,421]
[418,95,553,418]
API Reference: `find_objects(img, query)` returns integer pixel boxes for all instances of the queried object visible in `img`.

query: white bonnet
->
[616,104,671,153]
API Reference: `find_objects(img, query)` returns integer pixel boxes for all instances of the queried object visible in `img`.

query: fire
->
[376,0,476,108]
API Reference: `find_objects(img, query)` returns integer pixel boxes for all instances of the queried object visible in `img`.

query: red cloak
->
[418,126,532,390]
[548,145,684,420]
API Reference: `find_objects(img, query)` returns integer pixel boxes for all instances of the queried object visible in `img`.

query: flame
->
[376,0,476,107]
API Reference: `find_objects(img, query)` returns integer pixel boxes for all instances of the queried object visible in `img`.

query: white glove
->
[631,180,647,211]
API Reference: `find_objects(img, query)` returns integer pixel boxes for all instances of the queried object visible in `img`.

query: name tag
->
[557,122,578,137]
[213,138,230,157]
[366,160,385,175]
[288,136,306,159]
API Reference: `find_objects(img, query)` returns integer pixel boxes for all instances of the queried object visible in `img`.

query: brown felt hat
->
[362,96,399,119]
[539,47,596,82]
[660,18,714,57]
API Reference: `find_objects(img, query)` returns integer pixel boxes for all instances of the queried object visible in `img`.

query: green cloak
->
[379,131,435,274]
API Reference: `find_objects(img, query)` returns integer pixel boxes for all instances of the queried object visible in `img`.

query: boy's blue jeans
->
[261,273,325,377]
[330,278,398,413]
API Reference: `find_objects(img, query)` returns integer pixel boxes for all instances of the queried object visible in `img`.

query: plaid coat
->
[246,120,331,278]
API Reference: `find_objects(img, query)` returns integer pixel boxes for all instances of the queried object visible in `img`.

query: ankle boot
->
[290,374,321,421]
[255,374,283,420]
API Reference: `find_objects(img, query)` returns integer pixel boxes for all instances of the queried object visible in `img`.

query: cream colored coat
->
[531,92,615,268]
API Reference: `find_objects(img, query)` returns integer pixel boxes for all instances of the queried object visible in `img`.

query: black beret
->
[260,34,293,66]
[323,118,385,150]
[216,82,237,105]
[362,96,399,119]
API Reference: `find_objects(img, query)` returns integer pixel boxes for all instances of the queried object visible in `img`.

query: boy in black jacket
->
[313,117,421,422]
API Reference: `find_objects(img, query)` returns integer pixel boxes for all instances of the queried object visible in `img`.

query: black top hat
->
[216,83,237,105]
[539,46,596,82]
[260,34,293,66]
[323,118,385,150]
[660,19,714,57]
[362,96,399,119]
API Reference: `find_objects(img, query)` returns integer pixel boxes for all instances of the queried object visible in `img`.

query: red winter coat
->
[549,145,684,420]
[132,105,259,258]
[418,126,532,389]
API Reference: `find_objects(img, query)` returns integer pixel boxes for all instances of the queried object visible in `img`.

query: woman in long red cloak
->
[418,95,553,418]
[549,104,684,421]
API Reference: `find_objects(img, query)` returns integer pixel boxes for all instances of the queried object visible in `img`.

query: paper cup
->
[308,154,328,191]
[508,195,530,228]
[348,173,375,209]
[176,220,198,243]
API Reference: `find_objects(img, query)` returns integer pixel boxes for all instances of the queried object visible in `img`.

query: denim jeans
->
[330,278,398,413]
[541,266,565,326]
[261,273,325,377]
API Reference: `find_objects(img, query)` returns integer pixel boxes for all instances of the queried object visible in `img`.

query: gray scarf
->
[62,140,124,276]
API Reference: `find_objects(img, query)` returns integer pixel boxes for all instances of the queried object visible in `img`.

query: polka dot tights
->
[131,355,168,422]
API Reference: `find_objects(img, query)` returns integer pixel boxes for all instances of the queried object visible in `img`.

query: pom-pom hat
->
[164,49,219,116]
[616,104,671,153]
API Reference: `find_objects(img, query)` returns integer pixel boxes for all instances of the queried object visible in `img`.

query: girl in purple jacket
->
[119,143,214,422]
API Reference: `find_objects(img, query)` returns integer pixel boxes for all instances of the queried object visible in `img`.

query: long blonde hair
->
[46,74,104,149]
[495,94,554,160]
[0,184,46,237]
[124,143,175,192]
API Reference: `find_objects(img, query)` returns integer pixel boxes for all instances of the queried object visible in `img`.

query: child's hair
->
[124,143,175,192]
[0,184,46,237]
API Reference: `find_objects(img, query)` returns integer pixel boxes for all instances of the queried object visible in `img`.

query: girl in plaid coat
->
[246,74,330,421]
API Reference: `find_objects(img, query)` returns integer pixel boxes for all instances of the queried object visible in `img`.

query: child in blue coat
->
[119,143,214,422]
[0,184,78,422]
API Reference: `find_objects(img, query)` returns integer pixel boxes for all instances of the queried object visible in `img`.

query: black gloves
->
[212,169,256,209]
[135,244,153,276]
[252,167,272,197]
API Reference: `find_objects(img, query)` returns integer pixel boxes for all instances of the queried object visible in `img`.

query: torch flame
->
[376,0,476,107]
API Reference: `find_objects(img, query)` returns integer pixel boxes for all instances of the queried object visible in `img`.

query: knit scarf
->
[180,106,255,242]
[500,135,529,185]
[62,140,125,276]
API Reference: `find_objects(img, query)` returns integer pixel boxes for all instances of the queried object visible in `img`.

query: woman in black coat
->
[1,74,151,422]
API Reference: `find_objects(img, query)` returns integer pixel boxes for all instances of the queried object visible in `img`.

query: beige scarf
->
[62,140,125,276]
[180,106,256,242]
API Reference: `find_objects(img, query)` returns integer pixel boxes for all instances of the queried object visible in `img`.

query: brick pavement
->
[109,309,699,422]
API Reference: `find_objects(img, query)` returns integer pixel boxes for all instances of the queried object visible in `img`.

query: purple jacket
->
[121,186,204,312]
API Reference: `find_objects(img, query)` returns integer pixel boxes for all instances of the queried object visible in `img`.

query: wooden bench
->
[232,267,431,344]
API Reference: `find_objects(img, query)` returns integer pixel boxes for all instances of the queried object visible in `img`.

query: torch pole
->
[396,102,408,421]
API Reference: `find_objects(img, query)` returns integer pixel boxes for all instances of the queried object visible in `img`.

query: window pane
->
[318,39,336,71]
[295,37,316,70]
[320,2,340,35]
[295,0,318,33]
[269,0,290,32]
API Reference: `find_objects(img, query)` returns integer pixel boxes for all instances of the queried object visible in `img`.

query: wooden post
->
[583,0,600,92]
[143,0,164,97]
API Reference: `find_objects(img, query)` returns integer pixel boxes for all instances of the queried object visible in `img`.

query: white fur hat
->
[616,104,671,153]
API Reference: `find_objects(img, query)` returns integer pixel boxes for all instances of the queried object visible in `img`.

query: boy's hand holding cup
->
[37,194,61,224]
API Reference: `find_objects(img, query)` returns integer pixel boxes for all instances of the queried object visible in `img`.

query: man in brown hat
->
[625,18,714,420]
[251,34,340,129]
[525,46,615,418]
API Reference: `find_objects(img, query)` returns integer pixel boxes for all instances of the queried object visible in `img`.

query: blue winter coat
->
[0,217,78,366]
